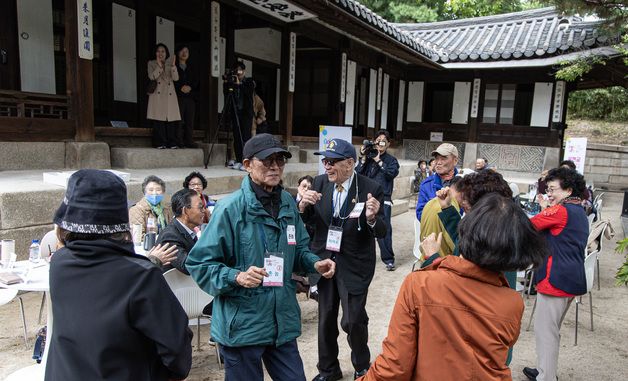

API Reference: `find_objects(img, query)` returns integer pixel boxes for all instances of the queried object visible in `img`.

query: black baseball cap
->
[243,133,292,160]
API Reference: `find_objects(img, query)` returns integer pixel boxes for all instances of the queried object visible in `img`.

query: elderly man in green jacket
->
[186,133,336,381]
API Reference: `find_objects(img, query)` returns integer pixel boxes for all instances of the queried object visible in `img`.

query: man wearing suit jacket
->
[156,188,204,274]
[299,139,386,381]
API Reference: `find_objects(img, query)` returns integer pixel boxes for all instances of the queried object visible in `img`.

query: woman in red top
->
[524,167,589,381]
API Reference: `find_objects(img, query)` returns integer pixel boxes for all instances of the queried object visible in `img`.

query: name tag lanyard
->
[257,224,285,287]
[330,175,362,231]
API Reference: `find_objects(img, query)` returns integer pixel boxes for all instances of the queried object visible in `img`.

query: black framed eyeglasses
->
[321,158,345,167]
[255,155,287,168]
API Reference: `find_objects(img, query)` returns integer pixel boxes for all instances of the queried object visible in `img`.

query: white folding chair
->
[412,219,421,271]
[526,249,597,346]
[163,269,221,367]
[574,250,598,345]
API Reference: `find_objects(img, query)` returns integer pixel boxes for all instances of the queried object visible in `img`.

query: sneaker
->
[227,160,235,168]
[233,162,243,170]
[385,263,396,271]
[156,146,167,149]
[169,146,178,149]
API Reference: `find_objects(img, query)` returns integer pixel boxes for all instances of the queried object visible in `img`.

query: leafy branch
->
[615,237,628,286]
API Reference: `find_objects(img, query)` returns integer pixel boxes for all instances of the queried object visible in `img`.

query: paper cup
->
[1,239,15,267]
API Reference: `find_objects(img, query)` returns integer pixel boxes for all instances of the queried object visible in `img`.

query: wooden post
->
[200,2,214,143]
[65,0,94,141]
[136,0,150,128]
[280,28,294,145]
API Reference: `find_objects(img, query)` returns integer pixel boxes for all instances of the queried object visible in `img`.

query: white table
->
[0,261,52,380]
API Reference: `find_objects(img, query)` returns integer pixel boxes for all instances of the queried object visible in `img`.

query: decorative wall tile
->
[404,140,465,163]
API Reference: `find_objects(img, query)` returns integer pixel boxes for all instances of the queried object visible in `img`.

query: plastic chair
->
[526,249,597,346]
[412,219,421,271]
[163,269,221,367]
[0,288,18,306]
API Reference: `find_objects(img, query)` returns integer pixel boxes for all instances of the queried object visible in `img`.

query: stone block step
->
[391,199,408,217]
[111,147,204,169]
[299,149,319,163]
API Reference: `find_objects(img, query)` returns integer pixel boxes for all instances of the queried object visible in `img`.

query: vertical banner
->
[340,52,347,103]
[376,68,383,110]
[470,78,481,118]
[211,2,220,78]
[77,0,93,60]
[552,81,566,123]
[564,137,587,174]
[344,60,357,125]
[289,32,296,92]
[396,80,405,131]
[318,125,353,174]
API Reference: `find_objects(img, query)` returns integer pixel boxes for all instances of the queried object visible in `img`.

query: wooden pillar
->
[65,0,94,141]
[136,0,150,128]
[199,2,214,143]
[279,28,294,145]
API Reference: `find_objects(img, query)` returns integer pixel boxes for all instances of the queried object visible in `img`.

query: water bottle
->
[29,239,41,263]
[146,217,157,234]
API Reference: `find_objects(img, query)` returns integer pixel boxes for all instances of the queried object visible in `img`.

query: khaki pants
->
[534,293,574,381]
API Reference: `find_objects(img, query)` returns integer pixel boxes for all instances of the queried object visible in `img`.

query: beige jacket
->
[251,94,267,136]
[146,59,181,122]
[129,197,174,235]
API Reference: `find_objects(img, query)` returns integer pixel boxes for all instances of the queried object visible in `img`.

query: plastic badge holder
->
[263,252,284,287]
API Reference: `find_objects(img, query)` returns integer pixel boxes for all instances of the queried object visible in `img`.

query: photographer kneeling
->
[356,130,400,271]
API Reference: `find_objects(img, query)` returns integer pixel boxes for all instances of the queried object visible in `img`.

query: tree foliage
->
[567,87,628,121]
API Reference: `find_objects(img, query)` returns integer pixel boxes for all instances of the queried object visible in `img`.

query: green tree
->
[443,0,524,19]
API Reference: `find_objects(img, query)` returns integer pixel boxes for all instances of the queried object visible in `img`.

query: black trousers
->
[317,275,370,375]
[152,120,180,148]
[178,97,196,146]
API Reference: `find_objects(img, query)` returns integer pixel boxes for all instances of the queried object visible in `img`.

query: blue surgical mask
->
[145,194,164,206]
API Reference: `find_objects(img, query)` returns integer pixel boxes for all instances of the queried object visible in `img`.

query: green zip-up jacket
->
[186,176,320,347]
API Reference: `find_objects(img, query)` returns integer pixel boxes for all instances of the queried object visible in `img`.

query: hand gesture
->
[420,232,442,258]
[436,187,452,209]
[536,194,549,210]
[298,190,323,212]
[365,193,380,222]
[374,150,381,163]
[236,266,268,288]
[181,85,191,93]
[314,259,336,278]
[148,243,178,266]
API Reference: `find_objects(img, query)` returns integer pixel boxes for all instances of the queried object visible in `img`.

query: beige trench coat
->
[129,197,174,236]
[146,59,181,122]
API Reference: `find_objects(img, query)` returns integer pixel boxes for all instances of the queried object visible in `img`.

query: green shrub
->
[567,87,628,122]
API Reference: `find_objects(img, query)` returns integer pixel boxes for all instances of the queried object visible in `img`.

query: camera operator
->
[356,130,400,271]
[223,61,255,170]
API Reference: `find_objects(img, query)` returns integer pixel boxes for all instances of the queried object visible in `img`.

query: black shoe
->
[309,290,319,302]
[354,368,368,379]
[311,372,342,381]
[385,262,396,271]
[523,367,539,380]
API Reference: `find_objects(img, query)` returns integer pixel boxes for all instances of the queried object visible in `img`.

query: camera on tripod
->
[362,140,379,159]
[222,68,239,90]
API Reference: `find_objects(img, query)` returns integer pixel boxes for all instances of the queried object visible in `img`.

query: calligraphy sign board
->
[236,0,316,22]
[211,2,220,77]
[77,0,93,60]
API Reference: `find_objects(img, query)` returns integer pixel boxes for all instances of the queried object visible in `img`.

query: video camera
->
[362,140,379,159]
[222,68,239,90]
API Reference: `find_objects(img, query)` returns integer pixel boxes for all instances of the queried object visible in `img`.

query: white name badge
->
[287,225,296,245]
[263,252,284,287]
[326,226,343,252]
[348,202,365,218]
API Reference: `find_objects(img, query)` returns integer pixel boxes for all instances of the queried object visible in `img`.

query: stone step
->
[111,147,205,169]
[391,199,409,217]
[299,149,319,164]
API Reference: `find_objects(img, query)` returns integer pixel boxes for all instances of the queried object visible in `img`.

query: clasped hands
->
[298,190,380,222]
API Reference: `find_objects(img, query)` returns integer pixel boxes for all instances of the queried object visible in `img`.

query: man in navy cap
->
[298,138,386,381]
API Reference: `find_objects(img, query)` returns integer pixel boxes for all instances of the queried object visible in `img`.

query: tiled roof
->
[396,7,615,63]
[331,0,441,61]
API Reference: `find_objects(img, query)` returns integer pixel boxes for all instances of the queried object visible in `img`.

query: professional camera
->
[362,140,379,159]
[222,68,238,86]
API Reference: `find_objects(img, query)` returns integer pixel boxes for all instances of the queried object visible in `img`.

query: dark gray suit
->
[155,218,197,275]
[301,173,386,375]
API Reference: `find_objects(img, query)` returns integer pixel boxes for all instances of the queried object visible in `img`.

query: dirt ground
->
[1,192,626,380]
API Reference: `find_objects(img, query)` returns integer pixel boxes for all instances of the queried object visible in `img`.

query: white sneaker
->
[227,160,235,168]
[233,162,242,170]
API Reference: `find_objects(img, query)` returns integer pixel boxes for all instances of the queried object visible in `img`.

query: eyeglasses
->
[255,155,286,168]
[321,158,346,167]
[546,187,560,194]
[188,182,203,188]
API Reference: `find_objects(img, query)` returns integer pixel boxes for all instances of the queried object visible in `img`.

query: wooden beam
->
[65,0,95,141]
[0,117,74,141]
[280,27,294,145]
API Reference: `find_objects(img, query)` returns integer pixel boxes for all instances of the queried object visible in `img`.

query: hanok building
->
[0,1,625,172]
